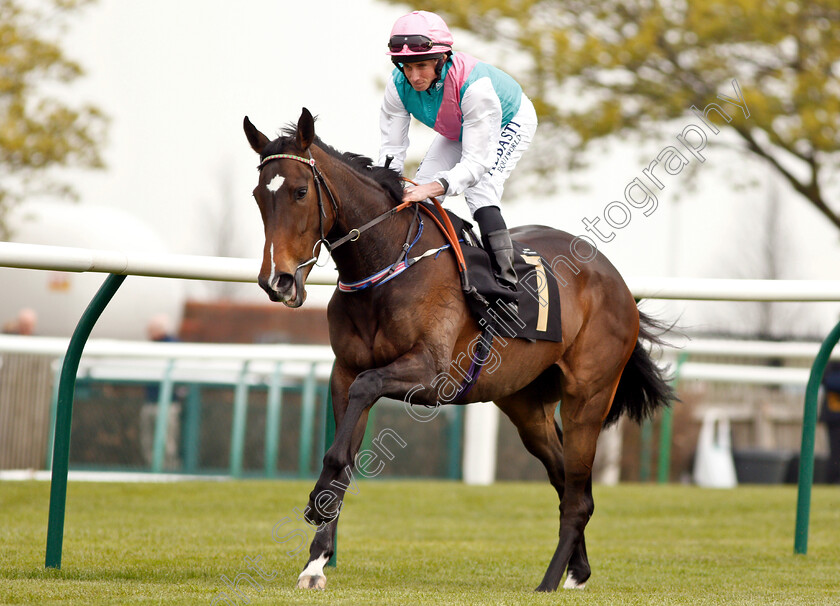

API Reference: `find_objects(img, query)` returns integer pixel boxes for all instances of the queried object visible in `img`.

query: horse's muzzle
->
[259,271,301,307]
[259,263,310,308]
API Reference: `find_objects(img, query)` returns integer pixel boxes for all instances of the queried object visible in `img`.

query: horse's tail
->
[604,310,677,427]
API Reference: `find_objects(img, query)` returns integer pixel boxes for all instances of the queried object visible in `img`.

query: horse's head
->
[244,108,331,307]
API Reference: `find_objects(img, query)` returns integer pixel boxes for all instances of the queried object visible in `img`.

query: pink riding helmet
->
[387,10,454,58]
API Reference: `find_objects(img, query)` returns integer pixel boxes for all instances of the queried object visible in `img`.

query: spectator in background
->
[820,360,840,484]
[2,308,38,335]
[147,313,177,343]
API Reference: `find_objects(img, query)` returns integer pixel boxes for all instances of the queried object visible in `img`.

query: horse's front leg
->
[305,349,436,524]
[296,366,367,590]
[295,519,335,590]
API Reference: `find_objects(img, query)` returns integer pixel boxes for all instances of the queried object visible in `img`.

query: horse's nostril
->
[272,273,294,293]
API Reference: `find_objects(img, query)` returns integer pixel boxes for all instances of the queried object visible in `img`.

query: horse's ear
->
[244,116,269,154]
[296,107,315,151]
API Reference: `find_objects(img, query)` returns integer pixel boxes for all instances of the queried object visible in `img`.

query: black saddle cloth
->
[420,203,562,343]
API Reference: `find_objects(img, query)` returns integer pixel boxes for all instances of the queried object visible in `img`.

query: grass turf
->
[1,480,839,605]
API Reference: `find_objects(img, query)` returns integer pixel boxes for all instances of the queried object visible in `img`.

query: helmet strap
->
[429,53,450,89]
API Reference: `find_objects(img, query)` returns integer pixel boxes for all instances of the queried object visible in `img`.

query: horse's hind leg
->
[496,390,564,493]
[564,485,591,589]
[535,381,620,592]
[495,371,592,590]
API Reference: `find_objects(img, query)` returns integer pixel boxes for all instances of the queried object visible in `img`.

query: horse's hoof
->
[563,572,587,590]
[296,574,326,590]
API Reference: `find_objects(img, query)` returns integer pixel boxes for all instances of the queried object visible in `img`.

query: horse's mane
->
[261,125,404,206]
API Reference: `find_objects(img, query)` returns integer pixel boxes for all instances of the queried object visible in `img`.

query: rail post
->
[182,384,202,473]
[45,273,127,569]
[447,406,464,481]
[150,359,176,473]
[229,361,251,477]
[264,362,285,477]
[45,363,63,471]
[325,365,337,567]
[657,352,689,483]
[794,319,840,555]
[297,364,318,477]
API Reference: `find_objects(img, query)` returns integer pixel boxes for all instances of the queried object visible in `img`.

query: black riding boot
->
[474,206,518,292]
[484,229,518,289]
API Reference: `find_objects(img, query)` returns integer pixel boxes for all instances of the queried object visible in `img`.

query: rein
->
[257,151,470,292]
[402,178,467,276]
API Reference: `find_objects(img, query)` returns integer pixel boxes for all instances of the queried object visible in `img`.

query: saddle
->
[420,202,563,343]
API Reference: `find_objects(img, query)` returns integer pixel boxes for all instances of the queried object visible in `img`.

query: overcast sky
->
[21,0,840,335]
[56,1,404,258]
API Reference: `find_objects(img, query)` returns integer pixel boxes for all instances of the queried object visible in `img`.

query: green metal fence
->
[794,319,840,555]
[46,274,126,569]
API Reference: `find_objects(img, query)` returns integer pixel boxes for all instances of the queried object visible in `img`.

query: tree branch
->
[734,126,840,232]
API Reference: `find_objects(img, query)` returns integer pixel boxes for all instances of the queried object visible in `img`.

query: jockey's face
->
[403,60,437,91]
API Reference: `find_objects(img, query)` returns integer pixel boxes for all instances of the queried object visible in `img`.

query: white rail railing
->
[0,334,334,363]
[0,334,335,385]
[658,338,840,386]
[4,334,837,387]
[626,276,840,301]
[0,242,336,284]
[2,241,840,300]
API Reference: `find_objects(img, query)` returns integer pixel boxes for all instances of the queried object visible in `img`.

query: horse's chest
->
[331,314,408,370]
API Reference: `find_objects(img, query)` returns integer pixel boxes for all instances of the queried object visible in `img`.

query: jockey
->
[379,10,538,294]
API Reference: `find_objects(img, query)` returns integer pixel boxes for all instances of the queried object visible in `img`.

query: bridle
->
[257,151,339,272]
[257,149,468,292]
[257,150,422,267]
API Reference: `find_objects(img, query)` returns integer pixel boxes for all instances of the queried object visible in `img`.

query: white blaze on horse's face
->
[270,242,277,281]
[266,174,285,193]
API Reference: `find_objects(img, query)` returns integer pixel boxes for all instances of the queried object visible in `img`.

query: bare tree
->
[203,164,242,300]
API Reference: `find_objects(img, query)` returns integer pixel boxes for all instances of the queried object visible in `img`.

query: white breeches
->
[414,96,538,217]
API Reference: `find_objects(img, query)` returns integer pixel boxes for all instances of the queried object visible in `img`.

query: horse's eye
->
[295,187,308,201]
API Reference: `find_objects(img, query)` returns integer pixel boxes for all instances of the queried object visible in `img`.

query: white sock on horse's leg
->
[297,554,329,590]
[563,571,587,590]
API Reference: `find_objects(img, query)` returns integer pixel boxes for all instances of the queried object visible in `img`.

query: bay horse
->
[244,108,674,592]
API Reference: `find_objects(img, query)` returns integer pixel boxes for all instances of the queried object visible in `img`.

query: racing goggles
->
[388,34,450,53]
